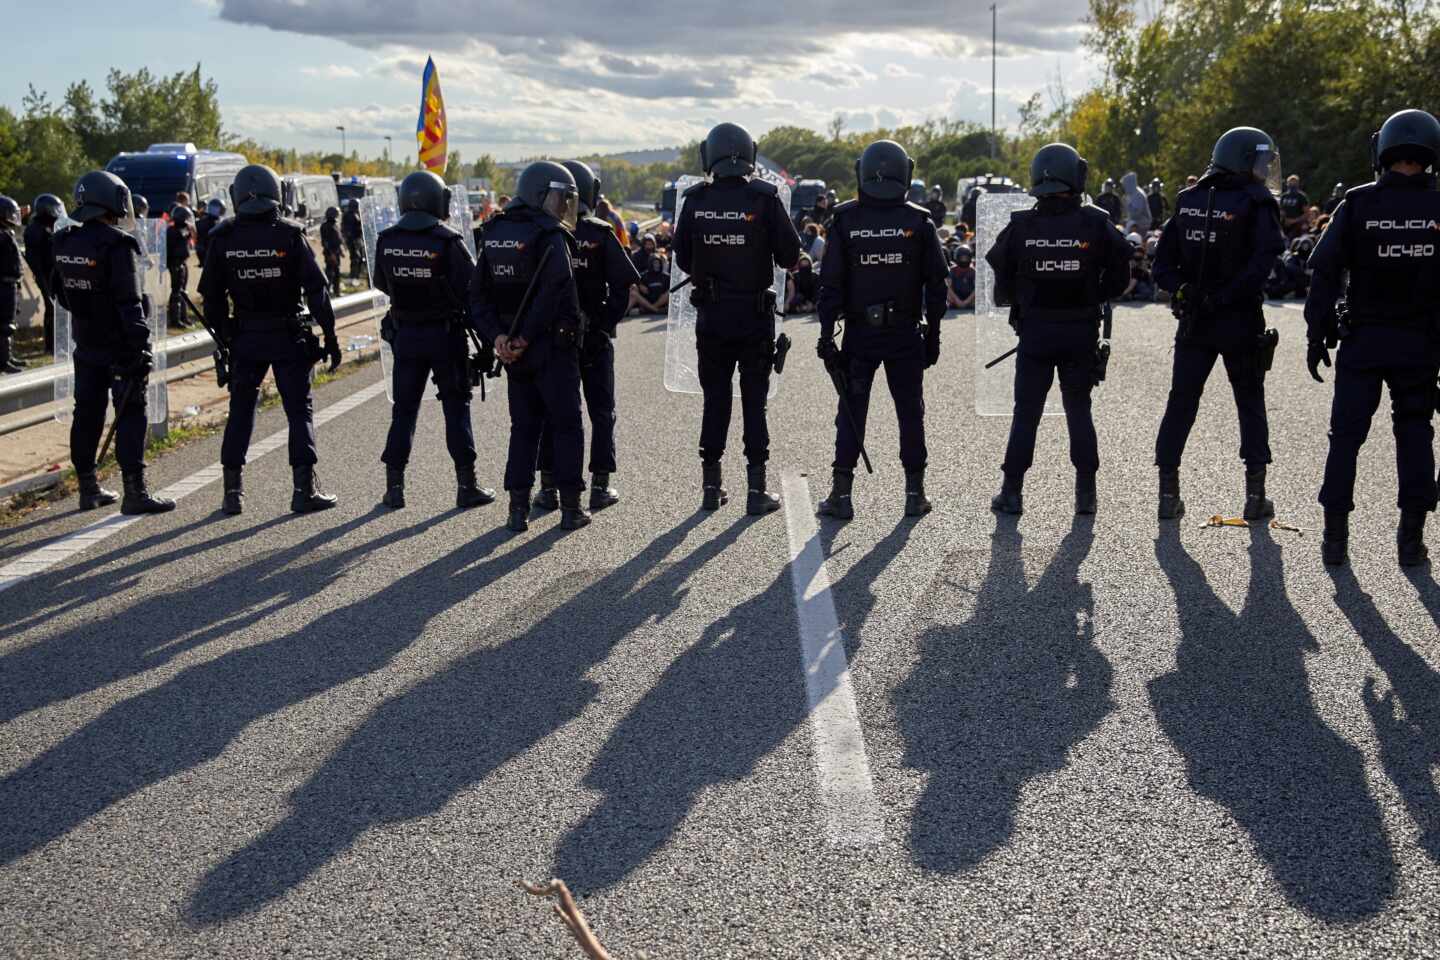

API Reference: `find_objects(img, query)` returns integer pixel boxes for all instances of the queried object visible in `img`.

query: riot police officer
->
[533,160,640,513]
[1306,109,1440,566]
[199,163,342,515]
[342,200,365,280]
[470,160,589,533]
[984,143,1131,515]
[133,195,149,219]
[195,197,225,268]
[814,140,949,520]
[1096,178,1123,223]
[166,205,195,329]
[0,196,24,374]
[49,172,174,514]
[1152,127,1286,520]
[1147,178,1168,225]
[673,121,801,514]
[23,193,65,356]
[375,171,495,511]
[320,205,343,297]
[924,184,947,228]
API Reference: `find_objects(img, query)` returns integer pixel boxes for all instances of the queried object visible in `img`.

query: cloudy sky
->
[5,0,1096,161]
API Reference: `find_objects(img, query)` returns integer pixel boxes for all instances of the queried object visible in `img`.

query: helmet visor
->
[1254,145,1281,196]
[543,183,579,231]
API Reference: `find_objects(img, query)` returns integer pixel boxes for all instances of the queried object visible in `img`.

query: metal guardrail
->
[0,290,387,418]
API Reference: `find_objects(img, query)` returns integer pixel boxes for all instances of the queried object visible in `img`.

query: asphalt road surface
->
[2,302,1438,959]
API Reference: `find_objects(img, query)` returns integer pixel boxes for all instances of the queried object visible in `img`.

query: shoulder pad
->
[97,223,142,253]
[432,222,461,240]
[681,181,708,199]
[278,216,306,233]
[1008,208,1037,222]
[1344,182,1377,201]
[581,214,612,230]
[211,216,237,236]
[832,199,860,215]
[904,201,931,217]
[1079,203,1114,222]
[745,179,779,198]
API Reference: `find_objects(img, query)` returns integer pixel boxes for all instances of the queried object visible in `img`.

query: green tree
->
[63,65,223,163]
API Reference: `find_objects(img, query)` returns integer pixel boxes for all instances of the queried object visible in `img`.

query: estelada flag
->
[416,57,448,174]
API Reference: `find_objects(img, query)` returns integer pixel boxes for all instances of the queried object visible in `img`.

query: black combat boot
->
[1322,510,1349,566]
[560,488,592,530]
[507,489,531,532]
[1243,465,1274,522]
[589,472,619,511]
[816,470,854,520]
[1075,472,1097,516]
[291,465,337,513]
[120,469,175,515]
[221,467,244,516]
[382,466,406,509]
[532,471,559,511]
[455,464,496,509]
[1158,468,1185,520]
[702,462,728,511]
[990,473,1023,515]
[905,469,933,517]
[1399,509,1429,567]
[746,463,780,516]
[77,471,119,511]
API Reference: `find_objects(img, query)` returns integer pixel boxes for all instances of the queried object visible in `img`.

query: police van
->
[335,175,398,211]
[282,174,340,230]
[105,144,248,216]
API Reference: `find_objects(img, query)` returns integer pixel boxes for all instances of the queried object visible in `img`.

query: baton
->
[670,275,692,294]
[984,345,1018,369]
[827,363,874,475]
[507,243,556,341]
[97,376,138,467]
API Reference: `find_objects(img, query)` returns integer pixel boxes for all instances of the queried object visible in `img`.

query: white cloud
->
[300,64,362,80]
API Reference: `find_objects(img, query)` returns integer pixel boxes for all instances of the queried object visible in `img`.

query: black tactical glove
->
[1306,340,1331,383]
[1170,283,1194,321]
[817,334,839,363]
[117,350,153,381]
[324,332,342,373]
[924,334,941,369]
[1092,339,1112,386]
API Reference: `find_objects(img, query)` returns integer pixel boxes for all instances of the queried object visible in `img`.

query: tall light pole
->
[336,125,347,160]
[990,4,998,160]
[384,135,393,175]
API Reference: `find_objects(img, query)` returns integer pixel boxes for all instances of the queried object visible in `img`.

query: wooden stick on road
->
[518,878,613,959]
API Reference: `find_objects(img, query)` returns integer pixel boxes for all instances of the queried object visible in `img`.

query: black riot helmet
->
[206,197,227,218]
[561,160,600,212]
[73,170,134,223]
[855,139,914,201]
[134,195,149,217]
[1029,143,1088,197]
[0,196,19,230]
[32,193,66,222]
[1148,178,1162,194]
[700,122,757,178]
[397,170,451,229]
[513,160,578,228]
[1373,108,1440,172]
[955,243,973,265]
[172,205,193,227]
[324,205,339,221]
[1100,177,1117,194]
[1208,127,1280,192]
[229,163,283,217]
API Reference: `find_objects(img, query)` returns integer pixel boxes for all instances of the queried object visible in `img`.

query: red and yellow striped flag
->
[416,57,448,174]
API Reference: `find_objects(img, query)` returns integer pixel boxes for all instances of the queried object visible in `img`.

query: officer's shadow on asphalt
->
[1149,524,1396,921]
[894,514,1114,873]
[1329,563,1440,866]
[0,507,468,870]
[183,509,755,924]
[549,514,916,896]
[0,509,345,720]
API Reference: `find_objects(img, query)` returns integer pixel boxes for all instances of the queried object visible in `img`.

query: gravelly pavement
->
[1,302,1438,959]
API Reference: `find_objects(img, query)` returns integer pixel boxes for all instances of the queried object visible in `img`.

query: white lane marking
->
[0,380,388,596]
[781,471,884,846]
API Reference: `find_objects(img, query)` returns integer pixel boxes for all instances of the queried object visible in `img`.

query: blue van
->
[105,144,248,217]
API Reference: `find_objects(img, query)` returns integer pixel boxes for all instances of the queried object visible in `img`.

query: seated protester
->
[628,254,671,315]
[1124,243,1155,302]
[946,244,976,309]
[631,233,658,274]
[786,253,818,313]
[654,220,674,251]
[802,222,826,262]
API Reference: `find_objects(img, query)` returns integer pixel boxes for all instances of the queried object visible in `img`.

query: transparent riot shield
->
[974,192,1057,417]
[52,217,79,423]
[663,174,788,398]
[448,184,476,260]
[133,219,169,424]
[360,194,400,400]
